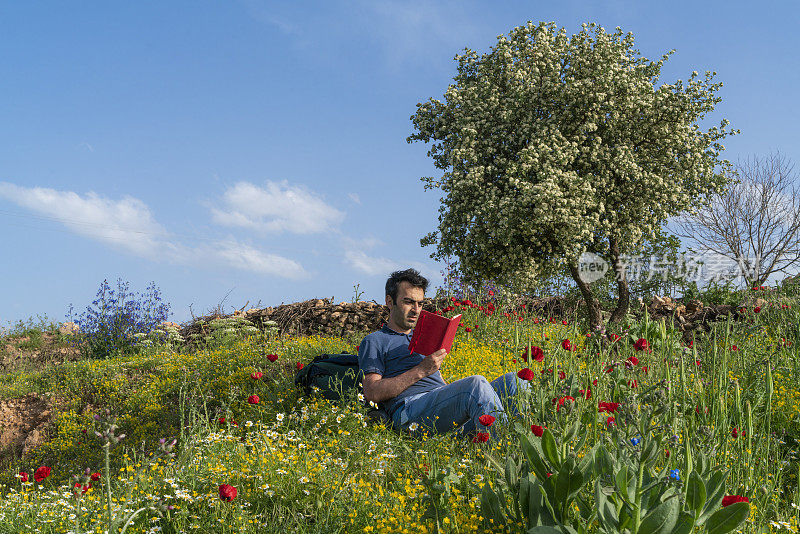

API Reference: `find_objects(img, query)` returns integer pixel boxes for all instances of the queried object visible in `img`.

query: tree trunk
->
[568,261,603,331]
[609,236,631,323]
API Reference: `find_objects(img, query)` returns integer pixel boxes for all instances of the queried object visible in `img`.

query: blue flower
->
[630,437,641,446]
[669,469,680,481]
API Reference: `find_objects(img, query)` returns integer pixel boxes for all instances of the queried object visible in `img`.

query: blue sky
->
[1,1,798,326]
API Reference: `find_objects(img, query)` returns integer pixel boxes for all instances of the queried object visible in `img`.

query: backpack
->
[294,352,363,401]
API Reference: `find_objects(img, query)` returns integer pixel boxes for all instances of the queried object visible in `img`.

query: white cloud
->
[0,182,307,279]
[211,180,345,234]
[344,247,438,284]
[352,0,482,68]
[345,249,401,276]
[209,240,308,279]
[0,182,168,257]
[348,192,361,205]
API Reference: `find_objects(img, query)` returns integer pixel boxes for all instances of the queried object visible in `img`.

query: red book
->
[408,310,462,356]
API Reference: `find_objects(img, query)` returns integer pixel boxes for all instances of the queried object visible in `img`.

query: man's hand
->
[419,348,447,377]
[362,349,448,404]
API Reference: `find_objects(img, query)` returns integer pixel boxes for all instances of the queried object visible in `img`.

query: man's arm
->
[362,348,446,404]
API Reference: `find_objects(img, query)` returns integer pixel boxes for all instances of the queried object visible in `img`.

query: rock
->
[59,322,80,335]
[651,296,674,310]
[685,299,703,314]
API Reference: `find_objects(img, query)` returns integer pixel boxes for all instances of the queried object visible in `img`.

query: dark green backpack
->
[294,353,363,401]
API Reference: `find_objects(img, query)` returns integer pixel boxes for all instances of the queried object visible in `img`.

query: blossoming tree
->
[408,21,737,329]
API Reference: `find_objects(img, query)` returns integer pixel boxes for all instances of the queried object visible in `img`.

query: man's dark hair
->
[385,268,429,304]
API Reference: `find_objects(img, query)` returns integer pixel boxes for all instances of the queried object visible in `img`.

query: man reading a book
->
[358,268,530,438]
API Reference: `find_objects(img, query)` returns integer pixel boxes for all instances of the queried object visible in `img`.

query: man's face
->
[386,281,424,331]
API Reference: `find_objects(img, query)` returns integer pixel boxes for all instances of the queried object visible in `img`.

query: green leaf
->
[527,527,564,534]
[595,482,619,532]
[638,496,679,534]
[564,418,580,442]
[705,502,750,534]
[577,446,595,480]
[614,465,634,504]
[542,429,561,468]
[698,471,727,525]
[641,438,658,464]
[480,484,507,528]
[673,512,696,534]
[521,434,551,481]
[527,478,556,527]
[686,471,707,517]
[506,456,519,489]
[595,445,616,477]
[520,474,531,521]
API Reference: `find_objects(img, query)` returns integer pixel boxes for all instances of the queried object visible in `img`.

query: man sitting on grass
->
[358,268,530,438]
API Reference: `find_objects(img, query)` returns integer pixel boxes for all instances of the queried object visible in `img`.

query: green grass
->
[0,288,799,533]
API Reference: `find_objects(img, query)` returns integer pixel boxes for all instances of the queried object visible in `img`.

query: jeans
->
[391,372,530,437]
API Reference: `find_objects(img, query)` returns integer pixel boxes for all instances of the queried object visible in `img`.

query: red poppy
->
[642,366,649,375]
[82,484,91,494]
[558,370,566,380]
[579,388,592,399]
[266,354,278,362]
[464,327,473,333]
[634,338,651,352]
[250,371,263,380]
[34,466,51,483]
[533,318,540,324]
[665,449,671,457]
[561,339,574,351]
[472,432,490,443]
[463,299,473,307]
[606,416,616,427]
[518,316,524,322]
[730,345,738,351]
[625,355,639,368]
[608,333,620,342]
[628,379,638,388]
[91,472,101,481]
[754,306,761,313]
[248,395,260,405]
[478,415,496,427]
[604,365,615,373]
[488,290,494,296]
[731,427,746,438]
[687,340,694,348]
[721,495,749,507]
[531,424,545,437]
[219,416,226,424]
[598,402,620,413]
[562,320,568,326]
[592,379,598,386]
[18,472,28,483]
[218,484,237,502]
[296,362,304,370]
[556,396,575,412]
[517,368,535,381]
[522,346,544,362]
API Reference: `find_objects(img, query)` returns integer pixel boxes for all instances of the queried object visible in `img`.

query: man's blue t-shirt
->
[358,325,447,415]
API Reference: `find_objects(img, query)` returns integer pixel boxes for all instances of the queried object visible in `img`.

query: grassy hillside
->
[1,287,799,533]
